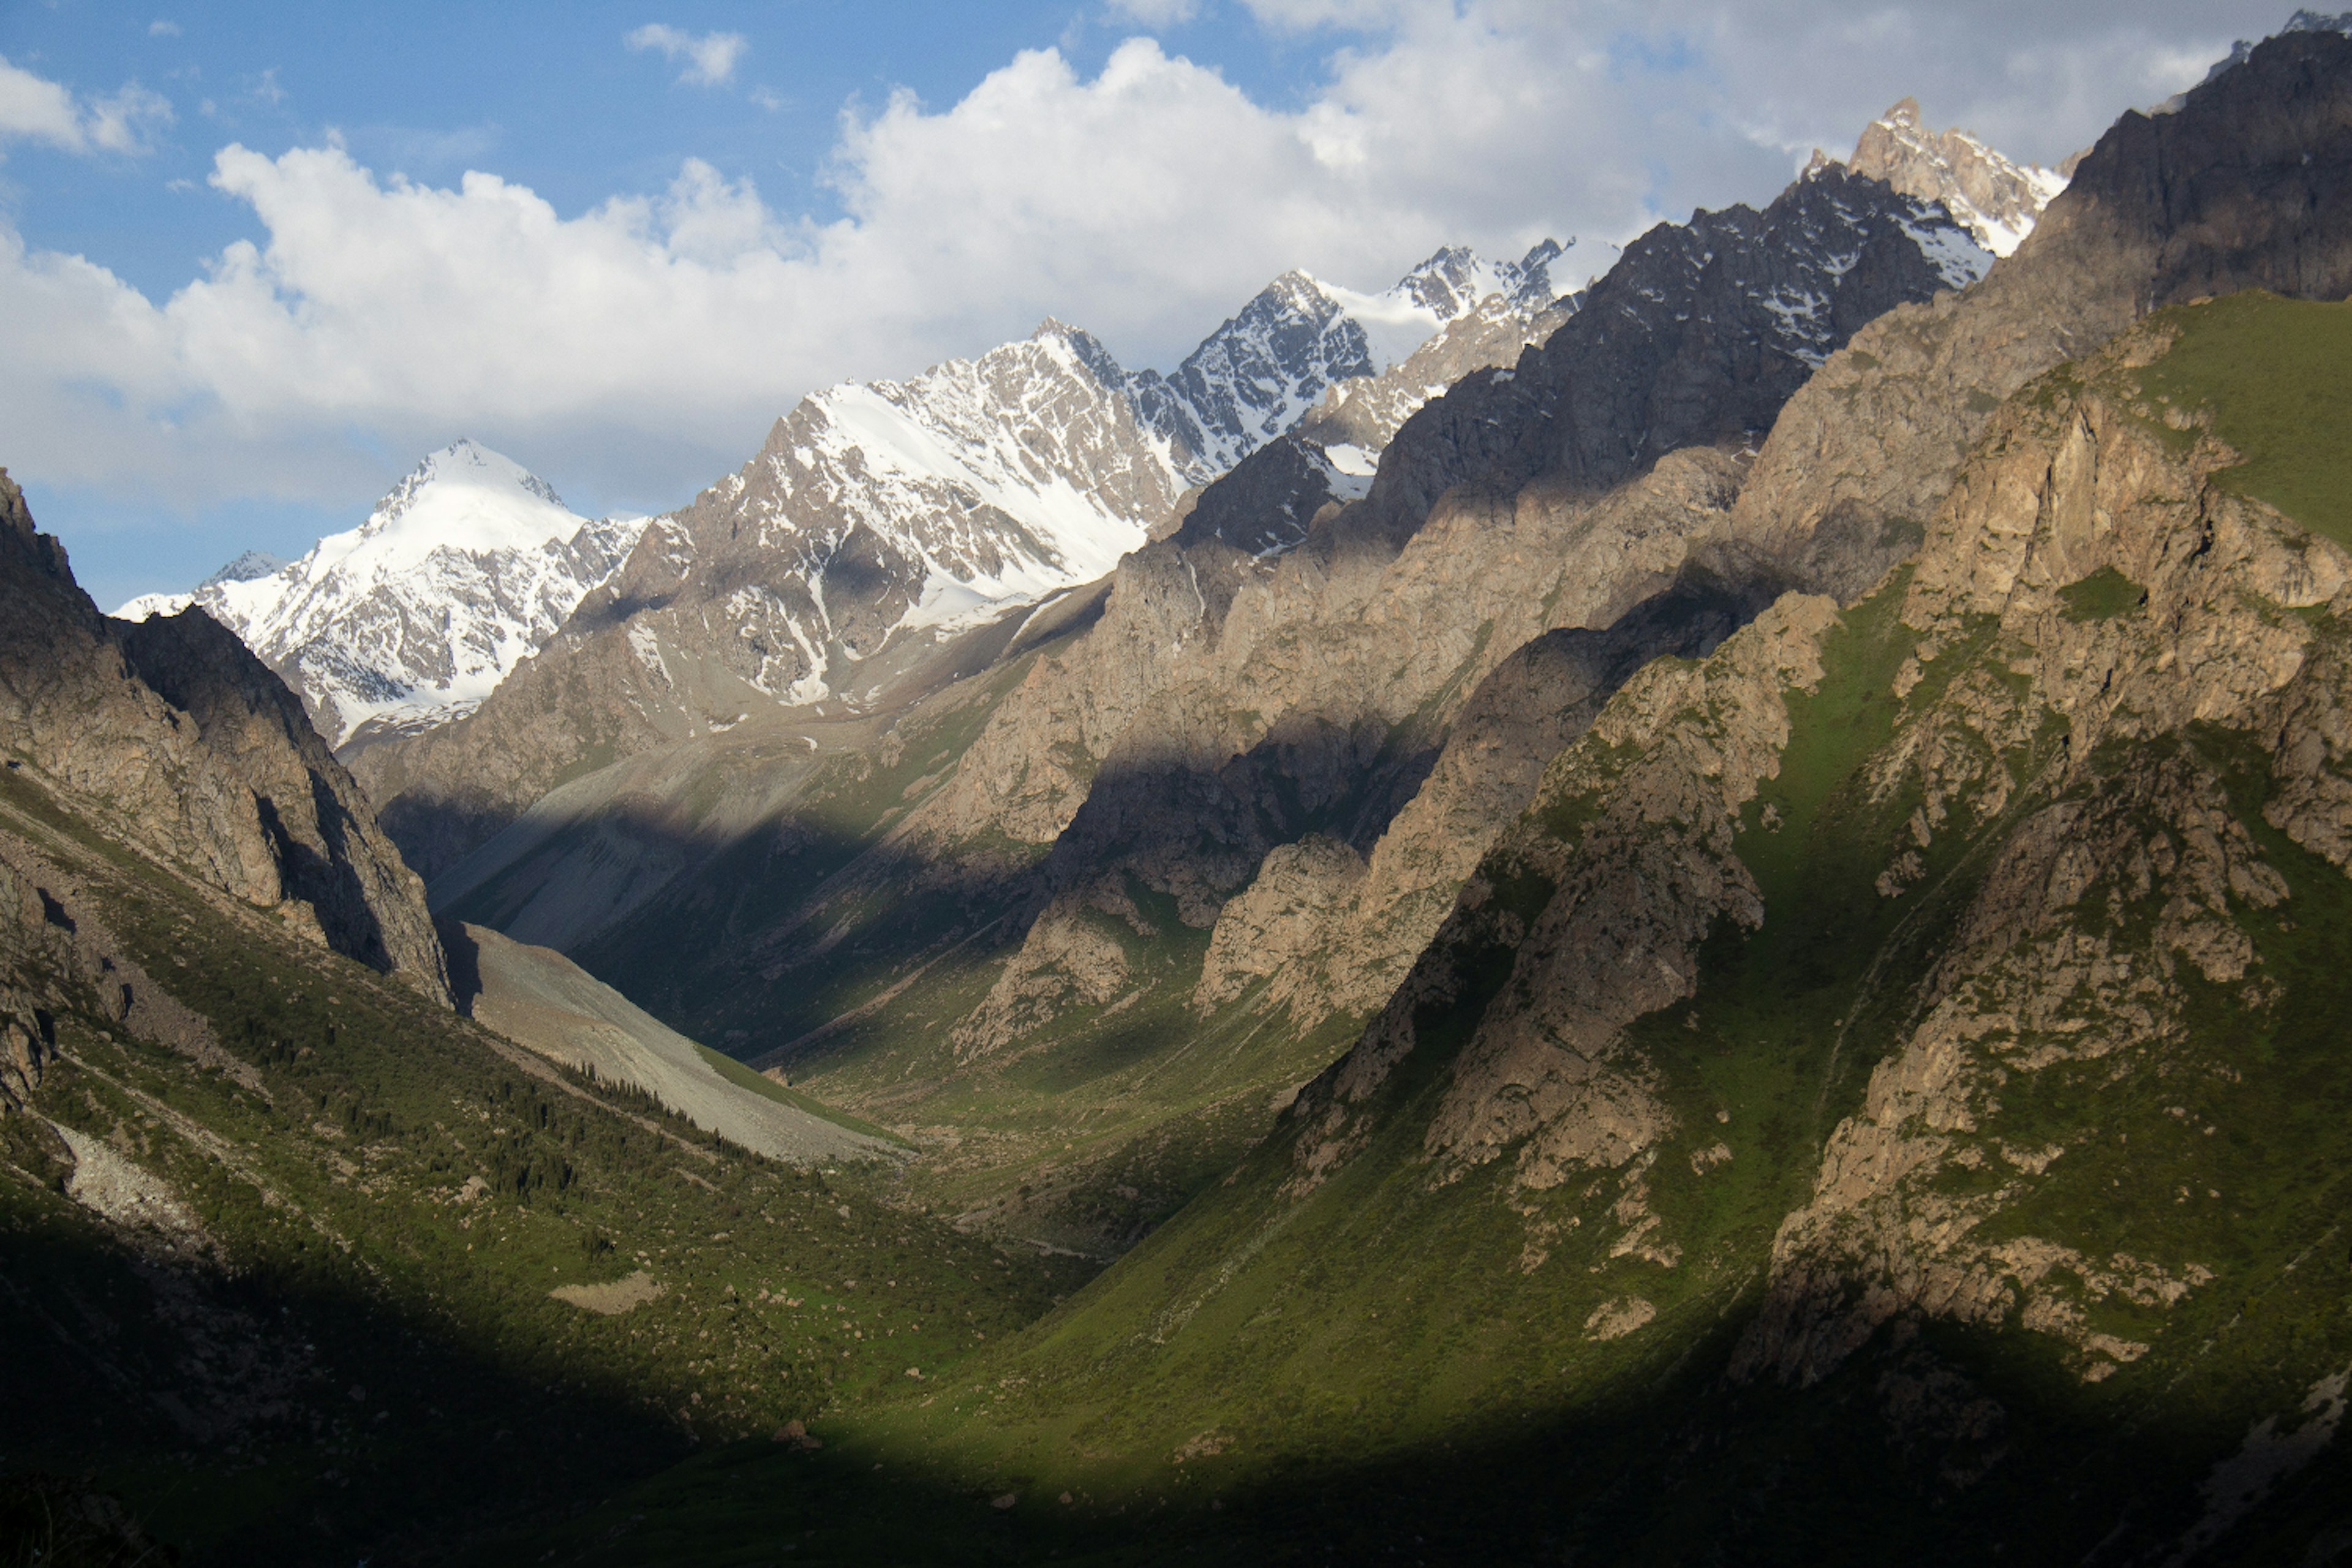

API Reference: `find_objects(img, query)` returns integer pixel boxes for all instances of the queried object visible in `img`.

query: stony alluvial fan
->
[118,439,647,753]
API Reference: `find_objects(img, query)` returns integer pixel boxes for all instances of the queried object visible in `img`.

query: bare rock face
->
[0,470,448,1005]
[1194,834,1365,1012]
[1277,543,1781,1030]
[1129,243,1571,475]
[899,165,1973,862]
[1735,314,2352,1387]
[1844,97,2070,256]
[1292,286,1580,457]
[1344,164,1986,558]
[0,831,254,1097]
[1287,591,1839,1197]
[951,881,1147,1063]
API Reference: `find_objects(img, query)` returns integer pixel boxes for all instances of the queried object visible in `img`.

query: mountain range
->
[359,130,2006,1286]
[12,32,2352,1567]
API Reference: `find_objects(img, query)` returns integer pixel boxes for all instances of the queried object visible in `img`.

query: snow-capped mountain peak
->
[1842,98,2067,257]
[116,439,649,751]
[1384,239,1567,322]
[540,241,1584,742]
[197,549,288,590]
[309,438,584,581]
[1130,239,1575,477]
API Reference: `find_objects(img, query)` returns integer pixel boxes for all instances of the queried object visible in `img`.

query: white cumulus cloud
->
[626,24,749,86]
[0,54,173,156]
[1104,0,1200,25]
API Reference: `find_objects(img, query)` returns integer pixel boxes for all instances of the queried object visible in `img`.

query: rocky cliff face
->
[0,470,448,1004]
[1725,24,2352,612]
[1291,283,1580,459]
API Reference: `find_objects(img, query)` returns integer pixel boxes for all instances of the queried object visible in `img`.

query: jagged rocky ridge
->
[352,245,1578,881]
[1836,96,2071,256]
[0,470,450,1004]
[2193,6,2352,89]
[119,439,647,753]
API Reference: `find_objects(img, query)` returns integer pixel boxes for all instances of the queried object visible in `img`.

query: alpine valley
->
[7,24,2352,1568]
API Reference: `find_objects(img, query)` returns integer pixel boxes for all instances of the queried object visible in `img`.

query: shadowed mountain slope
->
[522,260,2352,1568]
[0,469,449,1005]
[480,34,2352,1566]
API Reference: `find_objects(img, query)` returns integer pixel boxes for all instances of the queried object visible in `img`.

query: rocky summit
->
[1841,96,2073,256]
[118,439,647,754]
[9,19,2352,1568]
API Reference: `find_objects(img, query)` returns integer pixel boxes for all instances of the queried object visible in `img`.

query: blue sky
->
[0,0,2290,609]
[4,3,1351,303]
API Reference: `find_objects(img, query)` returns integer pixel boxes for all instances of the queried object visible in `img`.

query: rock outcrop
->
[0,469,448,1005]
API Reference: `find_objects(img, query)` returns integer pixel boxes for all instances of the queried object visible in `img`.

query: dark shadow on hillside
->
[1030,562,1790,915]
[432,565,1790,1084]
[475,1302,2352,1567]
[438,914,486,1014]
[0,1222,701,1568]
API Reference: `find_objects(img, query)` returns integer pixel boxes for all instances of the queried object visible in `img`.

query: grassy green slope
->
[2138,292,2352,546]
[521,582,2352,1568]
[0,763,1084,1566]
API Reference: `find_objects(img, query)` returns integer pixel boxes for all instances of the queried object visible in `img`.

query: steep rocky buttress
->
[0,470,448,1004]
